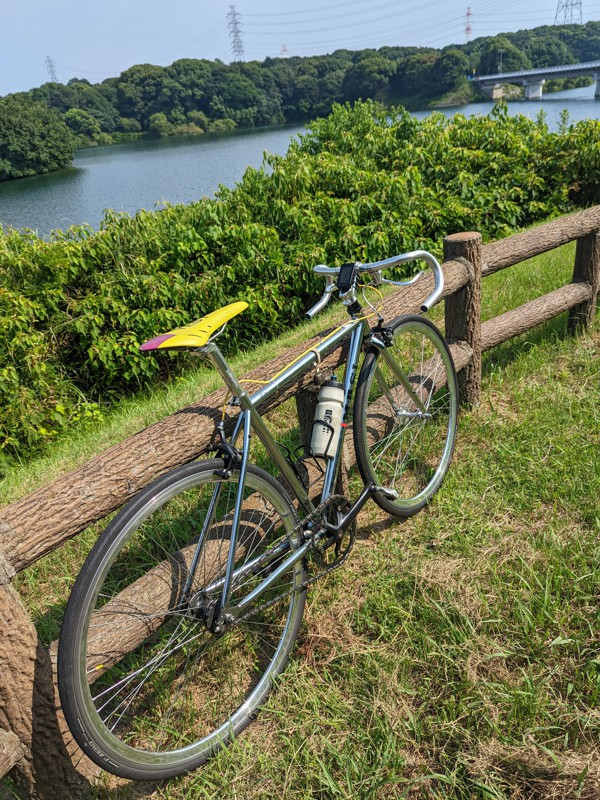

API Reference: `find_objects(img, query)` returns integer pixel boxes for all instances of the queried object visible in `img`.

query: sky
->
[1,0,599,97]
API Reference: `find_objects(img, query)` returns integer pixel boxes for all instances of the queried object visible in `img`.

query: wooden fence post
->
[295,385,319,448]
[0,557,92,799]
[568,230,600,332]
[443,232,483,407]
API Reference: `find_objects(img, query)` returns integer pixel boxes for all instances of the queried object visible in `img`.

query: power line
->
[243,0,398,17]
[159,20,228,61]
[243,1,404,27]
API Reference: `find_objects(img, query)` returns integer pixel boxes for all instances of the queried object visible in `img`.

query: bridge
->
[471,59,600,100]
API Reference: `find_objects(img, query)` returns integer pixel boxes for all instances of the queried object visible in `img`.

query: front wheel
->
[58,459,306,781]
[353,314,458,517]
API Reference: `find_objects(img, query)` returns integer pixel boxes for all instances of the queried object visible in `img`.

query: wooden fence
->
[1,205,598,798]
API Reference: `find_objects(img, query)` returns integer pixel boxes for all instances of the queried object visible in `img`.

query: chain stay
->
[232,494,356,626]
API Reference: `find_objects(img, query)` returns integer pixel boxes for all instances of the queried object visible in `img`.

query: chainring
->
[311,495,356,571]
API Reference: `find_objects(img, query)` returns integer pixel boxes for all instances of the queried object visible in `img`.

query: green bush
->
[0,95,76,181]
[1,100,599,462]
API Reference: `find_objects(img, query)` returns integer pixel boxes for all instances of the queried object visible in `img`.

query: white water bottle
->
[310,377,345,458]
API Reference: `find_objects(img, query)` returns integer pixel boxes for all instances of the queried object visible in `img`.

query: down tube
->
[321,321,366,500]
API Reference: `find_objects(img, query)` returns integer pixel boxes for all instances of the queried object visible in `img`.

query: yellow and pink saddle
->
[139,301,248,352]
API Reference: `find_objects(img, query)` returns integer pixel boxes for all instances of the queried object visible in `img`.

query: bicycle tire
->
[58,459,306,781]
[353,314,458,517]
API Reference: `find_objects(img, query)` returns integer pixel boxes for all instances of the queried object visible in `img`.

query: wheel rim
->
[359,320,457,510]
[72,467,304,771]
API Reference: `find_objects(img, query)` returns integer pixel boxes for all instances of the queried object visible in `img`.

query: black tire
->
[58,459,306,781]
[353,315,458,517]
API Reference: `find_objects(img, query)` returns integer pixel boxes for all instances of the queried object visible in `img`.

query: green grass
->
[5,243,600,799]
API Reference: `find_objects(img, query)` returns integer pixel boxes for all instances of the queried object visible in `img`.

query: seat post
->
[200,342,249,401]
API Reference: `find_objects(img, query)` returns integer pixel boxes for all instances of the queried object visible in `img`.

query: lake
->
[0,85,598,237]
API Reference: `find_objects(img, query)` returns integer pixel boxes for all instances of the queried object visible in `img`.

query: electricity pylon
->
[227,6,245,62]
[45,55,58,82]
[554,0,583,25]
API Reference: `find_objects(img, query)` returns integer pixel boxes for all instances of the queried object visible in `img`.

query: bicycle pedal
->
[374,486,399,500]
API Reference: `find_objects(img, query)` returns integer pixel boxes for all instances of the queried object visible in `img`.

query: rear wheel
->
[354,315,458,517]
[58,459,306,780]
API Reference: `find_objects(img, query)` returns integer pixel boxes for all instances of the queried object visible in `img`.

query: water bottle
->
[310,376,345,458]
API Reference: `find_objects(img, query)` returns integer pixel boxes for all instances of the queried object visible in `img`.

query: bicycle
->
[58,251,458,781]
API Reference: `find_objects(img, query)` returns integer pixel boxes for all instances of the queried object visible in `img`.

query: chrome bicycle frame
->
[185,316,370,623]
[188,308,423,624]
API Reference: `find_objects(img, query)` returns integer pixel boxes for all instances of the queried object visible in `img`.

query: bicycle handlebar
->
[305,250,445,320]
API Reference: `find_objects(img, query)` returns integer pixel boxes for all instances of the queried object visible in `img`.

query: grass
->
[4,244,600,799]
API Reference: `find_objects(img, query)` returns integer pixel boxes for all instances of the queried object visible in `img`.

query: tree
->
[116,64,178,128]
[147,112,172,137]
[393,52,438,98]
[186,110,209,129]
[63,108,102,140]
[68,81,120,132]
[341,55,395,101]
[0,96,76,181]
[117,116,142,133]
[525,36,575,68]
[166,59,213,115]
[436,49,470,93]
[477,36,531,75]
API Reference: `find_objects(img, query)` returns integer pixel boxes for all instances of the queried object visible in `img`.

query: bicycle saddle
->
[139,301,249,351]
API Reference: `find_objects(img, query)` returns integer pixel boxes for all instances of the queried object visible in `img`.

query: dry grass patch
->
[467,739,600,800]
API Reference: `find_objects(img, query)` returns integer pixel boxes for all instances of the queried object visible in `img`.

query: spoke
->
[92,621,203,704]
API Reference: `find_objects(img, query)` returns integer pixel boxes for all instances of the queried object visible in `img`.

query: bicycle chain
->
[231,494,356,627]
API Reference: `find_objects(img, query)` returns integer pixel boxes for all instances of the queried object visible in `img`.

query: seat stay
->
[179,480,223,607]
[220,409,253,611]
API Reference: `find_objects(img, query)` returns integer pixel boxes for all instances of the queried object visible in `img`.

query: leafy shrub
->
[1,100,599,462]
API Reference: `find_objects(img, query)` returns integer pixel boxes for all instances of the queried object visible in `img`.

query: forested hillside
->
[1,21,600,180]
[1,100,600,465]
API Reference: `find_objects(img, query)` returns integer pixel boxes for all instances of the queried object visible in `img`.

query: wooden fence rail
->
[0,205,598,798]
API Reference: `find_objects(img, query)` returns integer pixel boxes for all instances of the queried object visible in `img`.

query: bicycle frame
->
[187,307,429,624]
[203,317,365,510]
[183,315,367,622]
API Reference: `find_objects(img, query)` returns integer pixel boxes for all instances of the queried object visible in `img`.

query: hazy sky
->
[2,0,599,96]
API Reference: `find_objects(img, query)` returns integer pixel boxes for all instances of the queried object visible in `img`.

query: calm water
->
[0,85,598,237]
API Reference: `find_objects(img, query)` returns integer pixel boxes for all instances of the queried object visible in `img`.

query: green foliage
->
[477,36,532,74]
[147,112,172,137]
[341,54,396,101]
[63,108,102,141]
[0,95,76,181]
[0,99,599,463]
[117,116,142,133]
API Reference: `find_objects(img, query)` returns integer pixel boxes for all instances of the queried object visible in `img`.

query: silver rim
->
[358,319,457,511]
[70,465,305,772]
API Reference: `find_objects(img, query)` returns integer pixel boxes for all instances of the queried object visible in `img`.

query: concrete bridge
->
[472,59,600,100]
